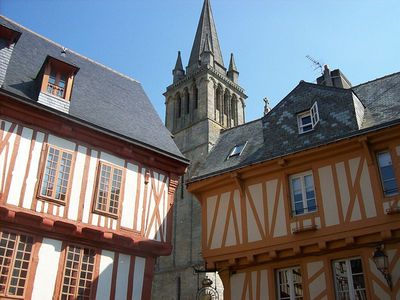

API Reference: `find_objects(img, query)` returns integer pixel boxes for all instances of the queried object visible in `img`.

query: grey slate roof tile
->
[192,72,400,181]
[0,16,186,162]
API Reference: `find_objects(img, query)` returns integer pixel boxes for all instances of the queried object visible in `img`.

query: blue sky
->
[2,0,399,122]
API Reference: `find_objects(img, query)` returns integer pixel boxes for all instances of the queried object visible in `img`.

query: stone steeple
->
[155,1,247,298]
[187,0,224,73]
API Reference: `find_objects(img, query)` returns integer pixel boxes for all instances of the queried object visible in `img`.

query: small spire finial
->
[228,53,237,72]
[263,97,271,115]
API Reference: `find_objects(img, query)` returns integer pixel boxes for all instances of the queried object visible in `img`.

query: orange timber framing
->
[188,124,400,299]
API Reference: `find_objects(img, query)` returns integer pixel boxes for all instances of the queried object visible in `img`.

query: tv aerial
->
[306,55,323,74]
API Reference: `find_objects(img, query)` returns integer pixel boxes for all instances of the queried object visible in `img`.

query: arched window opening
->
[176,94,182,118]
[184,88,190,114]
[231,95,237,126]
[193,85,199,109]
[224,90,230,116]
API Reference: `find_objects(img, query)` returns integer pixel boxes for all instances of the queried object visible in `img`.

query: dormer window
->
[297,101,319,134]
[47,69,67,98]
[228,142,247,158]
[40,57,77,101]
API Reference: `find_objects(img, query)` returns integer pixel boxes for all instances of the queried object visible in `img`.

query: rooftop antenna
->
[306,55,323,74]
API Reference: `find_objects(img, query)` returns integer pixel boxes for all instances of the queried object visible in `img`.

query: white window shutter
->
[310,101,319,127]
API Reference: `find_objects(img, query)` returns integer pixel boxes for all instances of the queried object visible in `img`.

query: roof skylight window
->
[228,142,247,159]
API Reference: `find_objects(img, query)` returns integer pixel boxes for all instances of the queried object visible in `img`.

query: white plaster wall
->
[96,250,114,300]
[266,179,278,232]
[233,189,243,243]
[247,183,263,243]
[359,160,377,218]
[211,192,229,249]
[47,134,75,152]
[318,166,339,226]
[115,254,131,300]
[230,272,245,300]
[121,163,139,229]
[274,184,287,237]
[336,162,350,218]
[132,256,146,300]
[31,238,62,300]
[22,132,44,209]
[100,151,124,167]
[207,195,218,243]
[7,127,32,206]
[68,145,86,221]
[82,150,98,223]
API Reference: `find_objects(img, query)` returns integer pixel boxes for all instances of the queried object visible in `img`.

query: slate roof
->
[0,16,187,163]
[191,72,400,181]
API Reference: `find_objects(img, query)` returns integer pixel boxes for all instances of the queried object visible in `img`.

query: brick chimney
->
[317,65,352,88]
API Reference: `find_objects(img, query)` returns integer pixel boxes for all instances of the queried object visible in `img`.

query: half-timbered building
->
[0,16,188,299]
[188,66,400,299]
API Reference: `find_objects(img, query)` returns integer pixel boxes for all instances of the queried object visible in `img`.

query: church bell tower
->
[153,0,247,298]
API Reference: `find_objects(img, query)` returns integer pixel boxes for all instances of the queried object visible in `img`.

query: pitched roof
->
[191,72,400,181]
[188,0,224,69]
[0,16,187,163]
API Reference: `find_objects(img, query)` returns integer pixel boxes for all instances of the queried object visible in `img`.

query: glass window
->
[95,162,123,216]
[0,231,34,298]
[332,257,366,300]
[60,245,96,300]
[377,151,399,196]
[228,142,247,158]
[298,101,319,134]
[40,146,73,202]
[290,171,317,216]
[277,266,303,300]
[46,68,68,99]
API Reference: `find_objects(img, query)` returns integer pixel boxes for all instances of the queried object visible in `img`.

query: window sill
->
[290,210,318,219]
[37,195,67,206]
[292,224,318,234]
[92,209,118,219]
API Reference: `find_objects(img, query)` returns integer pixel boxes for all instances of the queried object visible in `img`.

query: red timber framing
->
[188,123,400,298]
[0,90,186,258]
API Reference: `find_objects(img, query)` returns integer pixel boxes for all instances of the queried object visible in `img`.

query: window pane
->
[301,115,311,126]
[377,152,399,196]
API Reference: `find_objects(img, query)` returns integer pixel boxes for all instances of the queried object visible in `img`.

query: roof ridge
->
[352,71,400,88]
[220,117,262,134]
[0,15,140,84]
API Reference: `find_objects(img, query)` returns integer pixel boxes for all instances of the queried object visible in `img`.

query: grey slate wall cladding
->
[0,16,185,160]
[38,92,70,113]
[0,40,13,86]
[192,73,400,181]
[261,82,360,158]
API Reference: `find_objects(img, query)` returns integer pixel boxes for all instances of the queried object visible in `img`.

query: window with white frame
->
[227,142,247,159]
[332,257,366,300]
[297,101,319,134]
[276,266,303,300]
[289,171,317,216]
[40,146,73,202]
[377,151,399,196]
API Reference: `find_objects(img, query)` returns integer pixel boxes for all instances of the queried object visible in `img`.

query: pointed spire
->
[228,53,237,72]
[174,51,184,72]
[188,0,224,71]
[173,51,185,83]
[227,53,239,83]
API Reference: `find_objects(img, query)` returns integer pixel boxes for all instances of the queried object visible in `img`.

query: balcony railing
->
[47,82,65,98]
